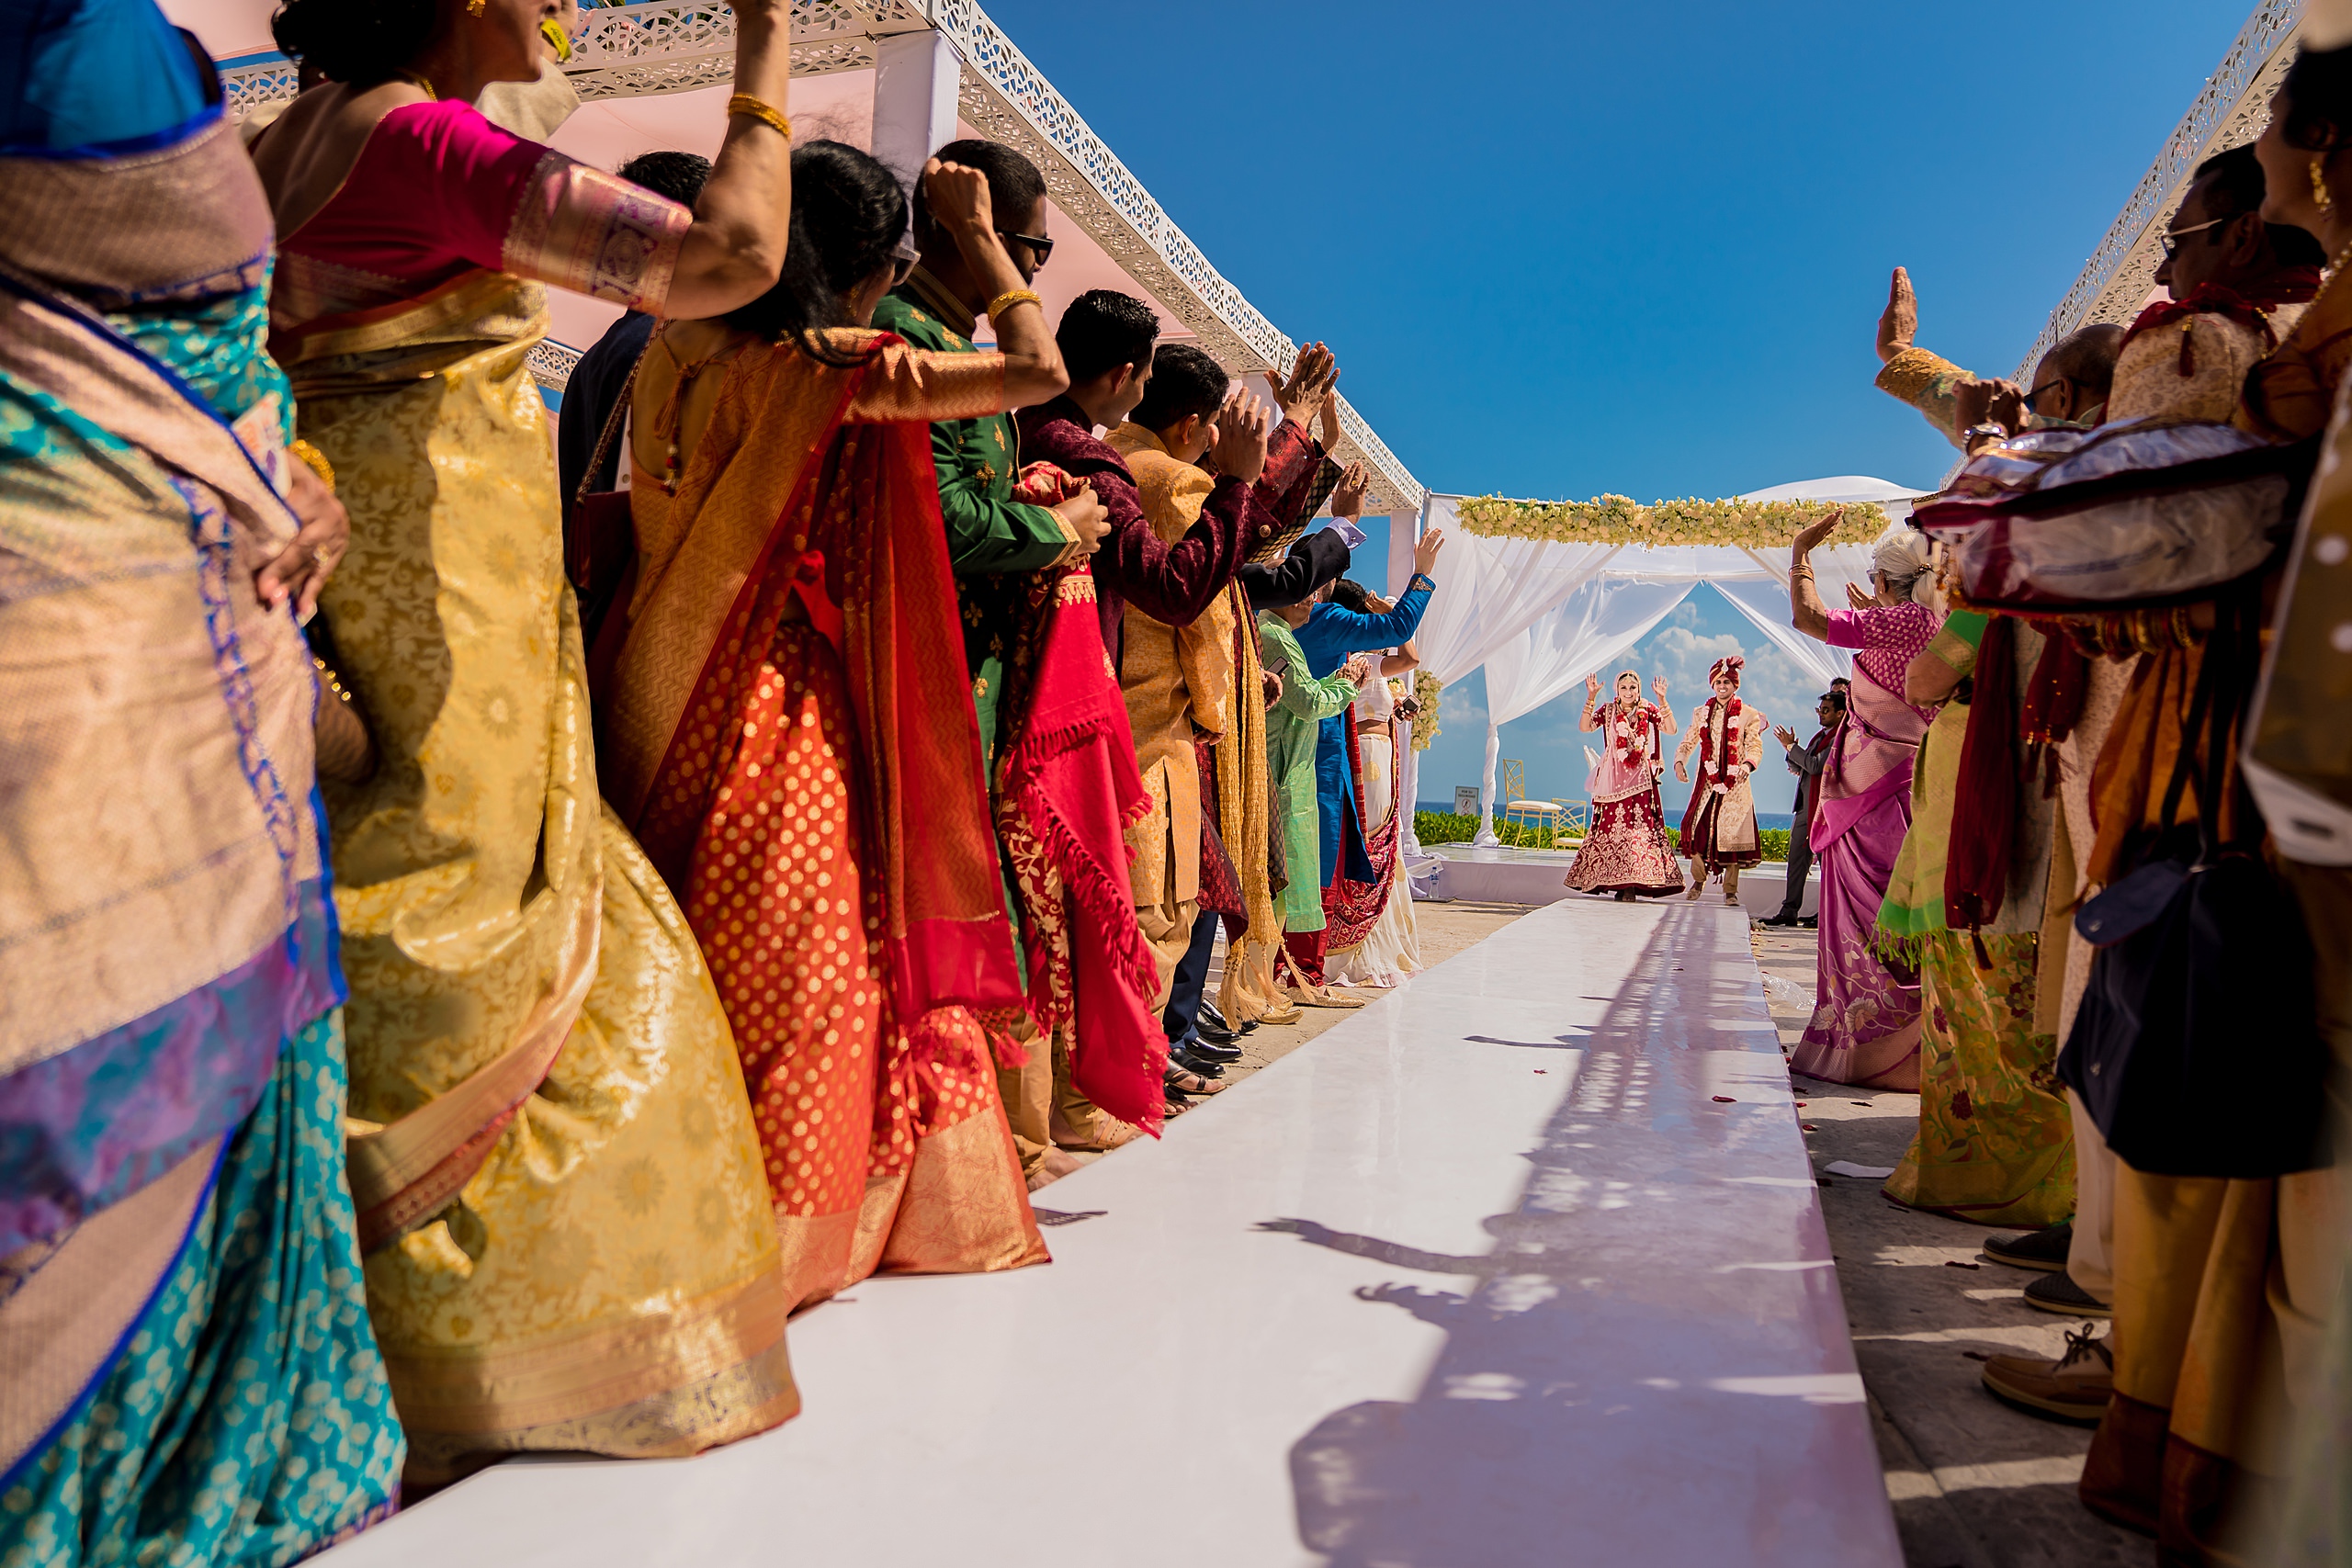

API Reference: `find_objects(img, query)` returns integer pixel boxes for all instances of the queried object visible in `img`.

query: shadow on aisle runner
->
[315,897,1897,1568]
[1264,903,1898,1566]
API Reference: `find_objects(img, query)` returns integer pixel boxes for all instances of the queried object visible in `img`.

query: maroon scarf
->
[2121,269,2324,367]
[1321,716,1401,951]
[994,481,1167,1134]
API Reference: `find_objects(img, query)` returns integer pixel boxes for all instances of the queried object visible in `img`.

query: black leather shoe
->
[1184,1035,1242,1063]
[1201,1002,1253,1035]
[1169,1044,1227,1080]
[2023,1270,2110,1320]
[1193,1016,1238,1046]
[1984,1220,2072,1273]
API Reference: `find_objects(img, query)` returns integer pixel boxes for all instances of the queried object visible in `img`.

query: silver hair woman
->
[1782,513,1945,1089]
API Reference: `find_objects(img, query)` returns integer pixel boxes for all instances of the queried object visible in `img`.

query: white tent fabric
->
[1398,478,1920,854]
[1409,498,1624,684]
[1473,577,1696,843]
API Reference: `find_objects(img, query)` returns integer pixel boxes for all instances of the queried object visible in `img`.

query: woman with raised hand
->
[249,0,803,1483]
[1563,670,1685,901]
[0,0,405,1556]
[1786,513,1940,1090]
[594,144,1086,1310]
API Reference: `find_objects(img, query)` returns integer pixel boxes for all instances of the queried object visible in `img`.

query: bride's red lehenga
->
[1564,692,1686,897]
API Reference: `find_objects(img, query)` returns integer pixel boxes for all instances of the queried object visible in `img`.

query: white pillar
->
[1474,716,1502,847]
[1386,494,1424,599]
[869,29,959,192]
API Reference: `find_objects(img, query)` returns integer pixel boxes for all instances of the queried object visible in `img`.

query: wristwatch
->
[1962,422,2009,448]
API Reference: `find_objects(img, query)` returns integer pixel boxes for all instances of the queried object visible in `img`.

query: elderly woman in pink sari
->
[1786,516,1941,1089]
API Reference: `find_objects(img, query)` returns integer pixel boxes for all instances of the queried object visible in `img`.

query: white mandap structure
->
[166,0,2311,850]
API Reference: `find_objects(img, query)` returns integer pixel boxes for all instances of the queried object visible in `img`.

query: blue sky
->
[982,0,2252,803]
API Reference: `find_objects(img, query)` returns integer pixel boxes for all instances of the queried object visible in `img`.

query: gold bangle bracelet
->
[984,288,1043,321]
[725,93,791,141]
[288,437,335,493]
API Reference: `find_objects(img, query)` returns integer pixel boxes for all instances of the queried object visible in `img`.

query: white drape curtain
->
[1391,479,1918,854]
[1473,577,1696,841]
[1708,544,1876,690]
[1409,497,1625,683]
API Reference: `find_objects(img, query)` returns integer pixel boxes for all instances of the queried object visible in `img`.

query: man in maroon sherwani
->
[1017,289,1338,675]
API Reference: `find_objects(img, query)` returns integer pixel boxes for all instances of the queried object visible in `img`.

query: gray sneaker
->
[2022,1269,2111,1320]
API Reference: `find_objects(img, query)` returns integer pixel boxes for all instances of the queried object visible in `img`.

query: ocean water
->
[1417,801,1796,832]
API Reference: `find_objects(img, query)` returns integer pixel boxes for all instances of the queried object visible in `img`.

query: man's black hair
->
[1819,689,1848,710]
[1128,343,1227,432]
[912,138,1046,245]
[1057,290,1159,383]
[618,151,713,208]
[2191,144,2327,266]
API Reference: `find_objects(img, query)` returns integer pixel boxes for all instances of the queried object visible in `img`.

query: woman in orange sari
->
[251,0,801,1482]
[594,144,1077,1310]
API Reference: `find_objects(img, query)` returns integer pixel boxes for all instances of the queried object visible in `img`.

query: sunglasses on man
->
[2158,213,2233,263]
[999,230,1054,266]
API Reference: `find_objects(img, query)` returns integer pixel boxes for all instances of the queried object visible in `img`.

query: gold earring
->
[467,0,487,15]
[2313,154,2335,215]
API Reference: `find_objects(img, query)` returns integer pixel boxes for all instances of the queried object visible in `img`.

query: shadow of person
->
[1267,908,1894,1567]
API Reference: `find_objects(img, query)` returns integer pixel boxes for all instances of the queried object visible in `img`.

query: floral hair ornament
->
[1708,655,1744,689]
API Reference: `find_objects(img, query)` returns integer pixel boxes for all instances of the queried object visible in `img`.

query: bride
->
[1563,671,1686,900]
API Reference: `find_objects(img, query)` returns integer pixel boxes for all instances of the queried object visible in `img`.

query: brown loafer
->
[1981,1325,2113,1425]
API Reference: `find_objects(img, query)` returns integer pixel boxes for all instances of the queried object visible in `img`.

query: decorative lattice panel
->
[218,0,1428,515]
[2012,0,2304,380]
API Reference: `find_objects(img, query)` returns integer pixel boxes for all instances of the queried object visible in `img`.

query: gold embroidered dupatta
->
[597,332,1045,1308]
[277,266,794,1480]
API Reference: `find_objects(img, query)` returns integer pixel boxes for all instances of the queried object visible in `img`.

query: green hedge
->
[1411,812,1792,861]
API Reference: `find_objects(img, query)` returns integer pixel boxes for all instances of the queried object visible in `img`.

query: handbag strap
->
[572,347,646,513]
[2152,584,2256,863]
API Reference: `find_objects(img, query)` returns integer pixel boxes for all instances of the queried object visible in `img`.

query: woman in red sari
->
[594,145,1082,1310]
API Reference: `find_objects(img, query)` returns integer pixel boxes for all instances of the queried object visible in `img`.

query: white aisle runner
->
[322,900,1898,1568]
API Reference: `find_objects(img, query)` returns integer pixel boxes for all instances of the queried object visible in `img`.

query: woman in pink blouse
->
[250,0,804,1483]
[1785,516,1942,1089]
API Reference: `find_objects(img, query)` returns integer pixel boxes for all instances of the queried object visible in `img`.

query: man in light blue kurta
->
[1294,533,1442,893]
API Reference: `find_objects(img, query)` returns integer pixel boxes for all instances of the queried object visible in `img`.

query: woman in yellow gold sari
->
[594,145,1073,1311]
[251,0,802,1482]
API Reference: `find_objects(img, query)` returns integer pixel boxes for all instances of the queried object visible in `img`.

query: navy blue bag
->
[2056,595,2328,1179]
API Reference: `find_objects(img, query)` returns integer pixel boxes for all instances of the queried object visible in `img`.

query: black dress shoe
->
[1200,1002,1246,1035]
[1984,1220,2072,1273]
[1193,1016,1238,1046]
[1169,1044,1227,1080]
[1184,1035,1242,1063]
[2023,1270,2111,1320]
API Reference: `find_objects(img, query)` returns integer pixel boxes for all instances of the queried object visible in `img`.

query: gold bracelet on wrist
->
[288,438,335,493]
[984,288,1043,321]
[725,93,791,141]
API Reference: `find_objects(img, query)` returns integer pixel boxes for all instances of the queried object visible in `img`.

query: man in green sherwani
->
[873,140,1113,1178]
[872,139,1108,760]
[1259,605,1368,989]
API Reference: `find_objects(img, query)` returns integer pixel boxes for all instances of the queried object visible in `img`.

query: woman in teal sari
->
[0,2,405,1560]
